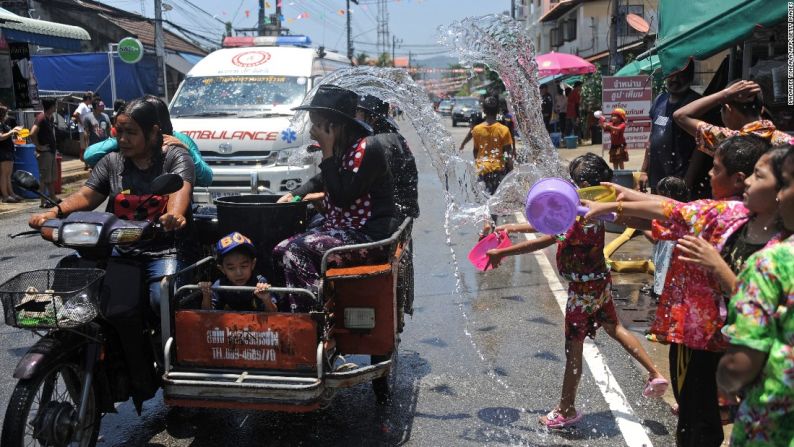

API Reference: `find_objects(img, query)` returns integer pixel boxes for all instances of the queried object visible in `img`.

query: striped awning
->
[0,7,90,50]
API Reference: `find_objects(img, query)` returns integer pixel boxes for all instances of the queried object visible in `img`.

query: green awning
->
[615,55,661,76]
[650,0,785,77]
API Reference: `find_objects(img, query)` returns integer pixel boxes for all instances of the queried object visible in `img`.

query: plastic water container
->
[468,231,511,271]
[524,178,616,235]
[549,132,562,148]
[214,195,308,282]
[13,144,39,199]
[564,135,578,149]
[605,169,636,233]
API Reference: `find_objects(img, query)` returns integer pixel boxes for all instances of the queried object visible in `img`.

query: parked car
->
[437,99,453,116]
[451,97,481,127]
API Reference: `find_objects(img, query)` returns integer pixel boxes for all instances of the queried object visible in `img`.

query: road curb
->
[0,172,89,218]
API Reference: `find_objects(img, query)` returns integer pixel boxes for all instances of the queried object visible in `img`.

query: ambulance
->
[169,35,351,203]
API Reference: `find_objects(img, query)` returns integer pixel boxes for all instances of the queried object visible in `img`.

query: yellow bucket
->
[577,185,616,203]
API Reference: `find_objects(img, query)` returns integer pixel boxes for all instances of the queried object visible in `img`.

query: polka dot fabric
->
[323,138,372,230]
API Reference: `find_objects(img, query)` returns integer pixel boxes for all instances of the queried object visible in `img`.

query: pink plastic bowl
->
[468,230,512,271]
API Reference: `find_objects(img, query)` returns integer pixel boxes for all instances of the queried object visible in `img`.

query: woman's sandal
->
[540,409,582,429]
[642,377,669,398]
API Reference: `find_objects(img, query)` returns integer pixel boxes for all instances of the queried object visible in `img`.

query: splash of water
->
[290,66,489,225]
[291,15,566,225]
[438,14,568,215]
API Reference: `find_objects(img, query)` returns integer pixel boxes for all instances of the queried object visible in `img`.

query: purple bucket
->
[524,178,587,235]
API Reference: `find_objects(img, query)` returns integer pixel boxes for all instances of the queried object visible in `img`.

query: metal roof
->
[103,14,207,56]
[0,7,90,41]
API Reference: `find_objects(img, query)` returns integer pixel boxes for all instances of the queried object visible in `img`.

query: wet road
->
[0,119,676,446]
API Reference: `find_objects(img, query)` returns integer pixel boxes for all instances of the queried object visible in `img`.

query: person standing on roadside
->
[674,80,790,155]
[553,81,567,134]
[30,98,58,207]
[83,100,111,146]
[0,104,23,203]
[639,63,709,197]
[716,142,794,447]
[540,84,553,132]
[72,91,93,169]
[566,82,582,139]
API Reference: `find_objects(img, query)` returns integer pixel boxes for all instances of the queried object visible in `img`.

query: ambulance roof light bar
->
[223,35,312,48]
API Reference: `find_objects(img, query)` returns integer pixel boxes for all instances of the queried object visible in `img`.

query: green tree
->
[580,64,603,139]
[355,52,369,65]
[376,52,391,67]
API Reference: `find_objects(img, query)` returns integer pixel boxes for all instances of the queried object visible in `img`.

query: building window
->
[550,27,563,48]
[563,18,577,41]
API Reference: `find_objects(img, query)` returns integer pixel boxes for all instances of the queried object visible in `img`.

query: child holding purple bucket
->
[486,153,668,429]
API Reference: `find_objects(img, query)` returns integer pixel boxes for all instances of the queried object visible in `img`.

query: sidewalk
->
[0,155,90,216]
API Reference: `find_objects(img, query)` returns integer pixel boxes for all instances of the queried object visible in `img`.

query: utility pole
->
[275,1,282,35]
[154,0,166,99]
[608,0,618,74]
[258,0,265,36]
[391,35,401,67]
[346,0,359,60]
[376,0,389,56]
[510,0,515,19]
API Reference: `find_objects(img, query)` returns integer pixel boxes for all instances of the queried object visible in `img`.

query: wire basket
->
[0,269,105,329]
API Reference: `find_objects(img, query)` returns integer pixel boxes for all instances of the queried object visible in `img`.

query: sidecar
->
[160,218,412,412]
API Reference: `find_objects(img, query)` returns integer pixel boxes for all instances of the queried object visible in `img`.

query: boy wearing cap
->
[200,231,277,312]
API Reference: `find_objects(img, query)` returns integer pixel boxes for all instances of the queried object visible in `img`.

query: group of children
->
[485,133,793,446]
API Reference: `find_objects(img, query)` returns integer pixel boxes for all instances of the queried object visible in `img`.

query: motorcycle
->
[1,170,414,445]
[0,170,186,447]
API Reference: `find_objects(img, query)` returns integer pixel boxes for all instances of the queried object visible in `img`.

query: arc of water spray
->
[291,67,490,227]
[290,15,567,226]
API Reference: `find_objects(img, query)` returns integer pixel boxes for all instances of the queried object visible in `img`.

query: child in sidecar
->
[200,231,277,312]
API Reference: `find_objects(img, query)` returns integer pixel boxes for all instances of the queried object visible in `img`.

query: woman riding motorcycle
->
[29,97,196,312]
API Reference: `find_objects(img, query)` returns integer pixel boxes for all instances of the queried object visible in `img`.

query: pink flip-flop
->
[540,409,582,429]
[643,377,669,398]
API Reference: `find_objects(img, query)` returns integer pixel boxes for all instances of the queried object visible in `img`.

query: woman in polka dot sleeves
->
[273,85,398,310]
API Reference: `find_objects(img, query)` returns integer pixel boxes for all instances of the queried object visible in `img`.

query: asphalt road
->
[0,118,677,446]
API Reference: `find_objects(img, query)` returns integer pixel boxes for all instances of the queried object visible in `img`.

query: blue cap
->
[215,232,256,258]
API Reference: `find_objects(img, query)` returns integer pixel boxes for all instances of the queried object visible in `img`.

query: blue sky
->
[102,0,511,60]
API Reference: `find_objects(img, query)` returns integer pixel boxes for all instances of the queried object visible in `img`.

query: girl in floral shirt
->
[717,143,794,447]
[486,153,668,429]
[587,137,785,447]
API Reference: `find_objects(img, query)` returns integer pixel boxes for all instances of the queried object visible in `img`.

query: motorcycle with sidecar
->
[0,170,413,446]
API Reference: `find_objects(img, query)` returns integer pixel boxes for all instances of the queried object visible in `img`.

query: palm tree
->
[376,52,391,67]
[355,52,369,66]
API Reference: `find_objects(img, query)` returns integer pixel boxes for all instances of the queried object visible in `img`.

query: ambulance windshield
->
[171,75,308,118]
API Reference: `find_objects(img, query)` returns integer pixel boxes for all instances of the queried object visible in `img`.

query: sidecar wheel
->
[371,351,398,405]
[1,359,100,447]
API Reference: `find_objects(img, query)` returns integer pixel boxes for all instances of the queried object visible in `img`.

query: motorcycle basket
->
[0,269,105,329]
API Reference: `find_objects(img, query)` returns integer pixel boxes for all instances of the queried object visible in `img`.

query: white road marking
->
[513,212,653,447]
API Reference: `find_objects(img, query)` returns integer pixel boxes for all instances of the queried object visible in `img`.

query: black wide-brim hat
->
[357,93,399,131]
[293,85,373,135]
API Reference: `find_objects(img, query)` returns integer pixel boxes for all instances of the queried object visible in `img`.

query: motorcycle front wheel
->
[1,358,100,447]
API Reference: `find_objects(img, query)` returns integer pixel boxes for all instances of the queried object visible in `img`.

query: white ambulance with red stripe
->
[169,36,351,203]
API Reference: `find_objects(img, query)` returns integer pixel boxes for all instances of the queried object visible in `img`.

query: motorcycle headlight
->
[275,149,295,166]
[108,227,144,244]
[61,223,102,246]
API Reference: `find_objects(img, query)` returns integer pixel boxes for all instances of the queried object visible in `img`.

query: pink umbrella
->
[535,52,596,77]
